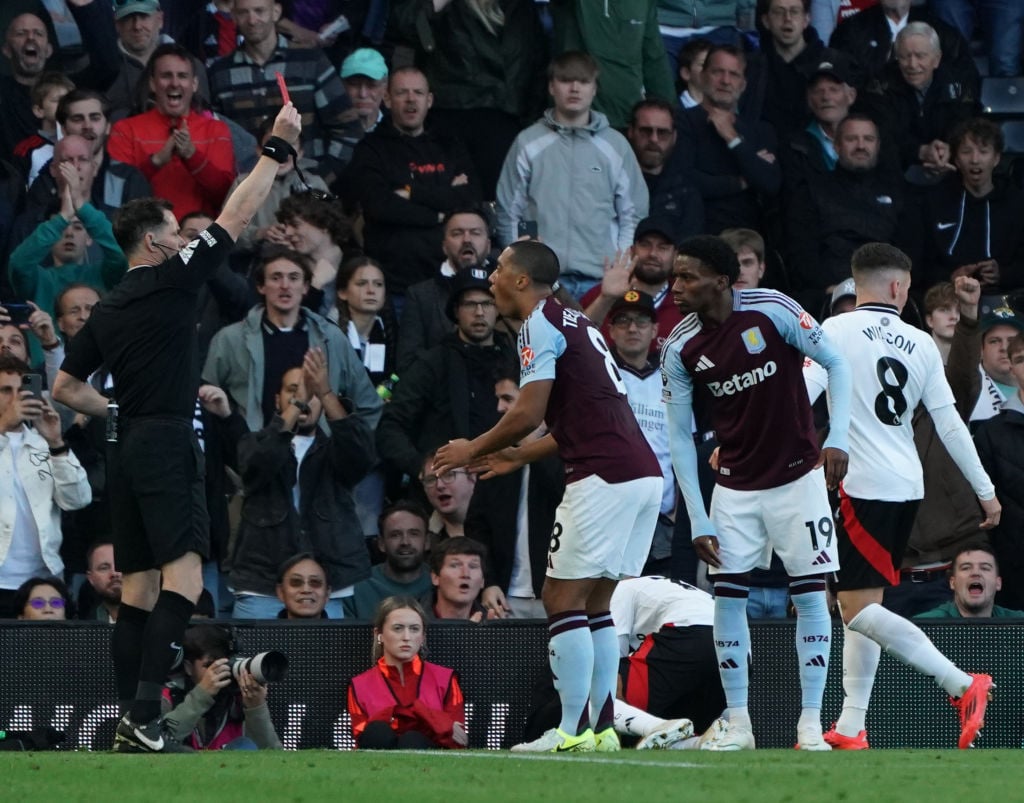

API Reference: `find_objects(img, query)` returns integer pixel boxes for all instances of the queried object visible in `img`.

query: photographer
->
[161,624,282,750]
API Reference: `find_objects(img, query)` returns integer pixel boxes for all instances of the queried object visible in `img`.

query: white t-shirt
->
[610,576,714,656]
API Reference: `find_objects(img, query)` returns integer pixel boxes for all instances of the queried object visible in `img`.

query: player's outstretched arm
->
[215,104,302,241]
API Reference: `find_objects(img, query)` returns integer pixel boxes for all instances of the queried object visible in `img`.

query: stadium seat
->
[1002,120,1024,155]
[981,77,1024,115]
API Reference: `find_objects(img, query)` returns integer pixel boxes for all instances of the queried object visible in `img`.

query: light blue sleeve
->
[768,302,852,454]
[661,333,715,538]
[519,311,564,386]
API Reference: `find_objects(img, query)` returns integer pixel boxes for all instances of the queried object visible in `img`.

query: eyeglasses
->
[458,299,496,311]
[286,576,326,589]
[421,469,467,487]
[611,314,654,328]
[28,597,65,610]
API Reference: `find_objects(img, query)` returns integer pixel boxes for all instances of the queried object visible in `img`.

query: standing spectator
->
[345,502,433,619]
[229,357,375,619]
[654,0,751,76]
[0,4,119,158]
[670,45,781,236]
[343,67,481,299]
[663,235,851,751]
[339,48,387,134]
[107,43,235,219]
[202,246,382,433]
[347,596,467,750]
[8,156,128,320]
[550,0,675,131]
[208,0,363,184]
[334,256,396,389]
[275,191,350,318]
[11,71,74,188]
[496,52,648,300]
[392,0,547,198]
[0,355,90,618]
[930,0,1024,79]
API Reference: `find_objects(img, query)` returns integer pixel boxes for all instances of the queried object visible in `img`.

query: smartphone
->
[22,373,43,400]
[518,220,539,240]
[3,302,32,326]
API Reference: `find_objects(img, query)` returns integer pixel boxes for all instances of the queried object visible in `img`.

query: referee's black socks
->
[129,590,195,724]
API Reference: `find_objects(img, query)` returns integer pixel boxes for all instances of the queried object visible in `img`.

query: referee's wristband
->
[262,136,295,164]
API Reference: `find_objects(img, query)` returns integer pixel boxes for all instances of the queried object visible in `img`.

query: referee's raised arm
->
[215,103,303,241]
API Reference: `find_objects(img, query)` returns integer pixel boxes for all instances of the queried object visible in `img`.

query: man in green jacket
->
[917,544,1024,618]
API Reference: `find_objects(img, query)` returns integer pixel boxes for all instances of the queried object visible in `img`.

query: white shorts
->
[548,474,663,580]
[708,467,839,577]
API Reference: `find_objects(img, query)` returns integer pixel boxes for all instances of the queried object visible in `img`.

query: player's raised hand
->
[817,446,848,490]
[978,495,1001,530]
[434,438,473,475]
[693,535,722,568]
[271,103,302,148]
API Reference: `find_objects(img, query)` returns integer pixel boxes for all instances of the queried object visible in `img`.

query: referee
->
[53,104,302,753]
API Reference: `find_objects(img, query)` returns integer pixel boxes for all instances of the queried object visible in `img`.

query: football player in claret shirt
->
[435,240,662,753]
[662,235,852,751]
[805,242,998,750]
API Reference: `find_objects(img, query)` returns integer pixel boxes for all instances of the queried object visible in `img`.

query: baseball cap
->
[808,52,854,87]
[445,267,493,321]
[634,216,677,245]
[979,306,1024,335]
[609,290,657,322]
[113,0,160,20]
[340,48,388,81]
[831,277,857,310]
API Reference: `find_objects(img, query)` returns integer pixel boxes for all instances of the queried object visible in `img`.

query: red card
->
[276,72,290,104]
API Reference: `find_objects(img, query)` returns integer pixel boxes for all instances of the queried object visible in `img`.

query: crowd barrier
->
[3,619,1021,750]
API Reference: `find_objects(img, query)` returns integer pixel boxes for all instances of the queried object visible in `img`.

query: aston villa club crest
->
[741,327,766,354]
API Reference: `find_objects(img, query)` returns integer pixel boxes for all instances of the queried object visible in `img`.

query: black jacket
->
[230,414,375,596]
[974,405,1024,610]
[743,30,827,141]
[464,455,565,599]
[342,123,481,293]
[376,332,515,479]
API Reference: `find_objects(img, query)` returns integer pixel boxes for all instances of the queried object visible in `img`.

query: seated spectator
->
[377,269,515,484]
[209,0,363,185]
[78,541,122,622]
[12,575,72,620]
[162,623,283,749]
[784,114,905,312]
[229,357,375,619]
[496,51,647,300]
[917,544,1024,619]
[423,537,489,621]
[276,191,350,318]
[230,120,330,252]
[971,308,1024,426]
[203,245,381,433]
[720,228,766,290]
[107,43,235,219]
[828,0,977,92]
[343,66,481,300]
[275,552,330,619]
[670,45,781,236]
[677,38,710,109]
[465,371,559,620]
[398,208,495,372]
[335,256,396,389]
[347,596,467,750]
[0,354,90,618]
[625,102,703,243]
[974,333,1024,609]
[345,502,434,620]
[421,452,478,541]
[909,118,1024,298]
[860,23,980,186]
[12,71,74,188]
[582,217,684,356]
[8,156,128,320]
[340,48,388,134]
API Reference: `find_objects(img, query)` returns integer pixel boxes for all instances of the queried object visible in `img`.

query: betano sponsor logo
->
[707,361,777,397]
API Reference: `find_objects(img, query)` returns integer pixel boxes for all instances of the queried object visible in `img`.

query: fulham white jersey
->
[610,576,714,656]
[805,304,953,500]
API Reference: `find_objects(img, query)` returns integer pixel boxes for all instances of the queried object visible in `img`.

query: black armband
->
[262,136,295,164]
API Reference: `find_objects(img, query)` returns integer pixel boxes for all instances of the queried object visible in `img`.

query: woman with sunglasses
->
[12,576,73,620]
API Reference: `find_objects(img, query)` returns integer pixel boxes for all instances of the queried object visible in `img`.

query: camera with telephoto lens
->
[228,651,289,684]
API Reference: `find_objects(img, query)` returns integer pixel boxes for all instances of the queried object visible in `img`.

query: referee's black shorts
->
[107,418,210,574]
[833,492,920,592]
[619,625,724,734]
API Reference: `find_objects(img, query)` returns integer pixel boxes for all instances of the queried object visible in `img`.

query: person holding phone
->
[0,354,90,619]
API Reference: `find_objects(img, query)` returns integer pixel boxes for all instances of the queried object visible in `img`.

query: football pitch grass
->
[6,748,1023,803]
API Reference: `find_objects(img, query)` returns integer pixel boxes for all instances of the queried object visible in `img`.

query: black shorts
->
[107,418,209,574]
[833,492,920,592]
[619,625,724,734]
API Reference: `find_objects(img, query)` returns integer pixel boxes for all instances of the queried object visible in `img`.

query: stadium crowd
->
[1,0,1023,752]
